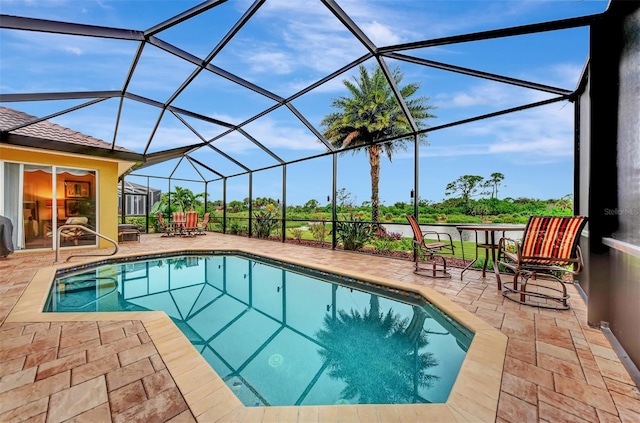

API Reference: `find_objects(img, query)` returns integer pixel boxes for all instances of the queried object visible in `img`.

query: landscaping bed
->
[276,237,472,268]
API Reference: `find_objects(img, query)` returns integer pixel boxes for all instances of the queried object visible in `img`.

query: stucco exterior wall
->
[1,144,128,248]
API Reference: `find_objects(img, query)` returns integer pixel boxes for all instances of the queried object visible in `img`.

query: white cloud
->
[245,50,293,75]
[362,21,401,46]
[438,83,518,108]
[242,117,324,152]
[489,136,572,156]
[62,46,83,55]
[431,100,575,161]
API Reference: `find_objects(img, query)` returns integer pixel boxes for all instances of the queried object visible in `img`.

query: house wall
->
[1,145,121,248]
[580,0,640,369]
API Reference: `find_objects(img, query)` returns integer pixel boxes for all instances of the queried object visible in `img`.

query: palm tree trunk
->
[369,144,381,223]
[368,294,380,321]
[405,306,428,344]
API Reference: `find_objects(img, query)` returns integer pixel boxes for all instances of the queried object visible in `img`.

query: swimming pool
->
[45,251,472,407]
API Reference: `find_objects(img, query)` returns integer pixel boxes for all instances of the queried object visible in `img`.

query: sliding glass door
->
[23,165,53,250]
[57,167,96,247]
[1,161,97,251]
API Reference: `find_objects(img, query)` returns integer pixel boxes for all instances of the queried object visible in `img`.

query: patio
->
[1,233,638,422]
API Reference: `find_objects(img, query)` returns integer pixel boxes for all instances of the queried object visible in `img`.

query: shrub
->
[448,214,480,223]
[335,214,376,251]
[253,210,279,239]
[309,222,328,242]
[383,231,403,241]
[373,237,395,253]
[398,237,414,251]
[229,220,245,235]
[289,227,303,242]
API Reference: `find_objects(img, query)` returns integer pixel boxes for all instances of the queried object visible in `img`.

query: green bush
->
[372,237,396,253]
[229,220,247,235]
[253,210,279,239]
[436,213,447,222]
[447,214,480,223]
[398,237,414,251]
[335,214,376,251]
[289,227,303,242]
[309,222,328,242]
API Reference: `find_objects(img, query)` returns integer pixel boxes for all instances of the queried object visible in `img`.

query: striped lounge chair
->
[183,211,199,237]
[497,215,587,310]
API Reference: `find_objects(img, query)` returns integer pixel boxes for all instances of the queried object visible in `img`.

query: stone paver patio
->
[1,233,638,422]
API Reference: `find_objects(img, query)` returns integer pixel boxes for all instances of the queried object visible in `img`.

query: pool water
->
[45,253,472,406]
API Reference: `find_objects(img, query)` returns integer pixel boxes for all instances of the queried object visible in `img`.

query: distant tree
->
[252,197,279,209]
[336,188,357,209]
[417,198,433,208]
[445,175,485,206]
[322,64,436,223]
[554,194,573,212]
[393,201,410,209]
[482,172,505,199]
[228,200,244,213]
[303,199,319,211]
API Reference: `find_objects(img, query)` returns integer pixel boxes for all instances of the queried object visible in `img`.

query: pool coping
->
[7,248,507,422]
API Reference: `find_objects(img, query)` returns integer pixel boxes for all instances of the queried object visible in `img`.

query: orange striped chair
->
[196,212,210,235]
[406,215,455,278]
[172,211,185,236]
[183,211,199,237]
[497,215,587,309]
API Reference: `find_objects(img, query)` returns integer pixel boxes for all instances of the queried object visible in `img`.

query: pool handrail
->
[55,224,119,263]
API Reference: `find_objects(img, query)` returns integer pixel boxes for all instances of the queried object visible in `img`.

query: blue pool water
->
[45,252,472,406]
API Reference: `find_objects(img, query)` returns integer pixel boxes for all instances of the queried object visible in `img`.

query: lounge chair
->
[406,215,455,278]
[497,215,587,310]
[183,211,199,237]
[196,212,210,235]
[46,216,89,245]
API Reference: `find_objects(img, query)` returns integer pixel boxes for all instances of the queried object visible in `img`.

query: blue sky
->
[1,0,610,206]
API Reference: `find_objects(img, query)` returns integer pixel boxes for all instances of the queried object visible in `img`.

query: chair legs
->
[502,270,569,310]
[414,252,451,279]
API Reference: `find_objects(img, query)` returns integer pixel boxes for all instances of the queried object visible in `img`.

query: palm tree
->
[321,64,436,222]
[315,294,439,404]
[483,172,505,199]
[171,186,203,212]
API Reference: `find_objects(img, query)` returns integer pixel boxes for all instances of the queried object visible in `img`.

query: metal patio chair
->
[406,215,455,279]
[183,211,199,237]
[172,211,185,236]
[196,212,210,235]
[497,215,587,310]
[157,213,174,237]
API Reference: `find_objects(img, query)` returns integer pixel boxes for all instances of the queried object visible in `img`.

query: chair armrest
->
[497,237,520,261]
[422,231,453,244]
[422,231,455,254]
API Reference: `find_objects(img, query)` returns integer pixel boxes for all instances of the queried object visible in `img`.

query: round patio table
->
[456,224,525,290]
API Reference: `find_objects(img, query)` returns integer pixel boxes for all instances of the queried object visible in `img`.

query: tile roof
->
[0,106,132,152]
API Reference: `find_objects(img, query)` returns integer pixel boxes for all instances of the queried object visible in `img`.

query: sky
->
[0,0,610,207]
